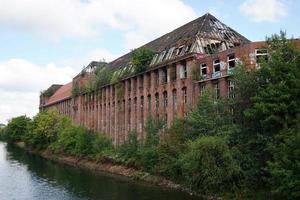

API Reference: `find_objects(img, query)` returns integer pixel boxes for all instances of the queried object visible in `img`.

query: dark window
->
[213,59,220,72]
[228,54,235,69]
[182,87,187,104]
[162,67,168,83]
[172,89,177,111]
[163,91,168,108]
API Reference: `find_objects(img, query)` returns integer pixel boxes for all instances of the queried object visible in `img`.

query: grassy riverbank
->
[1,33,300,199]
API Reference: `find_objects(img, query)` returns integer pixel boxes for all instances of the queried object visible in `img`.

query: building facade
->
[39,13,300,145]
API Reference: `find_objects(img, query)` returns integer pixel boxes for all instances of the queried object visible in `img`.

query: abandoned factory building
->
[39,13,300,145]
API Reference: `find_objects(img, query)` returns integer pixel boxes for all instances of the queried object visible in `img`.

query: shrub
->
[131,47,154,73]
[156,119,187,178]
[180,136,241,195]
[24,110,70,149]
[117,130,139,164]
[91,133,114,159]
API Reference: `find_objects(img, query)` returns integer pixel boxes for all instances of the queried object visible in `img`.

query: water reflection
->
[0,142,200,200]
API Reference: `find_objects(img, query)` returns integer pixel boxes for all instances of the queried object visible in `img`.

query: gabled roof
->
[45,82,72,106]
[108,13,250,70]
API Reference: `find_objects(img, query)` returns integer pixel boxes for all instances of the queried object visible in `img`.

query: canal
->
[0,142,200,200]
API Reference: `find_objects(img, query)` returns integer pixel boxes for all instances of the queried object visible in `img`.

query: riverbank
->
[14,141,207,199]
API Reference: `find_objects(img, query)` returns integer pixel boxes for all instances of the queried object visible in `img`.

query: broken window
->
[162,67,168,84]
[163,91,168,108]
[214,82,220,100]
[182,87,187,104]
[255,49,268,68]
[213,59,221,78]
[176,46,184,56]
[228,80,235,99]
[165,47,175,60]
[127,79,131,92]
[213,59,220,72]
[227,54,235,69]
[180,61,187,79]
[170,64,177,81]
[172,89,177,111]
[200,63,207,78]
[158,50,166,62]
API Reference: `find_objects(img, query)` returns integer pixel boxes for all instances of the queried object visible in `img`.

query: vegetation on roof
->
[72,48,154,96]
[41,85,61,97]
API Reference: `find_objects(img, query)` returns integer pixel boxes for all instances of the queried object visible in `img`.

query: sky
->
[0,0,299,124]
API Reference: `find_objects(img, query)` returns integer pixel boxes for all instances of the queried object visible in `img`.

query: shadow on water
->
[1,142,201,200]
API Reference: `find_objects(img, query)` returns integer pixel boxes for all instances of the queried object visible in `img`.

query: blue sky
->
[0,0,299,123]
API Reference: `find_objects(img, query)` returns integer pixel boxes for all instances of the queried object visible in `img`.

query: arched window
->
[163,91,168,108]
[172,89,177,110]
[155,93,159,113]
[147,95,151,113]
[182,87,187,104]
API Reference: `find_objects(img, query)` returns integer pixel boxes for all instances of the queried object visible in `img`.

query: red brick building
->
[39,13,300,145]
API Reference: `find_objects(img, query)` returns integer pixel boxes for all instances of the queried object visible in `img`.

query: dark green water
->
[0,142,200,200]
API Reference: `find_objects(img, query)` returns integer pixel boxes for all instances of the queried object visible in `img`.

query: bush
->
[24,110,70,149]
[117,130,139,165]
[91,133,114,159]
[2,116,32,143]
[156,119,187,179]
[131,47,155,73]
[180,136,241,195]
[51,124,113,158]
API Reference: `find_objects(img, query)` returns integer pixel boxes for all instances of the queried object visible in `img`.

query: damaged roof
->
[108,13,250,70]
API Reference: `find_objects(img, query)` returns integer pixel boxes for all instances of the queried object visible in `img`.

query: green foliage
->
[117,130,139,164]
[117,117,165,171]
[1,116,32,143]
[180,136,241,194]
[267,118,300,199]
[131,47,155,73]
[157,119,187,179]
[71,81,81,96]
[186,91,233,139]
[24,110,70,149]
[229,32,300,196]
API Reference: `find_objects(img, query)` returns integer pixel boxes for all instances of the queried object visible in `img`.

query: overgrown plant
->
[131,47,155,73]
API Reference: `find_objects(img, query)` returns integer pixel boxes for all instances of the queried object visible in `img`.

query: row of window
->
[127,61,187,92]
[200,80,235,99]
[200,54,236,79]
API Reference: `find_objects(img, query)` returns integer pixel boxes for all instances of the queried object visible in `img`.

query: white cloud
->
[240,0,288,22]
[61,48,121,71]
[0,0,197,48]
[0,58,76,123]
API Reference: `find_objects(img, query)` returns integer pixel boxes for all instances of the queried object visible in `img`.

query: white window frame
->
[255,49,268,68]
[213,59,221,72]
[200,63,207,77]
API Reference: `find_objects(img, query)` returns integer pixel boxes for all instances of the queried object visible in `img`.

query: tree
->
[1,116,32,143]
[24,109,70,149]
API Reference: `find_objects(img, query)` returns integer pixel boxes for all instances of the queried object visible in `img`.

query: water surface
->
[0,142,200,200]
